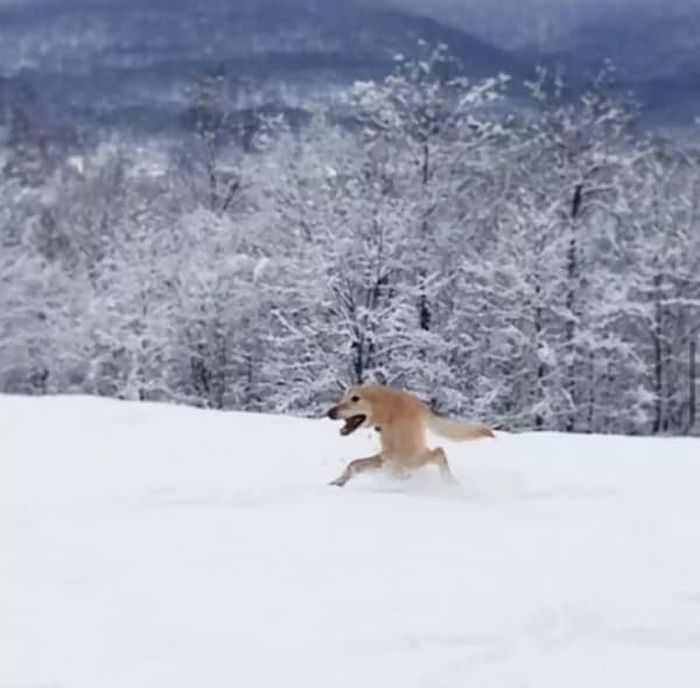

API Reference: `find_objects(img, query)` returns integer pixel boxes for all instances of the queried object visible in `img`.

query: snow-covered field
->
[3,395,700,688]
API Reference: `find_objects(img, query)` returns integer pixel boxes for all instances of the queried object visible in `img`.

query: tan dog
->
[327,384,494,486]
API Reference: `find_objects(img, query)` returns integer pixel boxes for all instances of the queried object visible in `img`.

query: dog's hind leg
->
[424,447,459,484]
[329,455,383,487]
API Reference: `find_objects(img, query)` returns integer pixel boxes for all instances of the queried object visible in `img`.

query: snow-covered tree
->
[1,46,698,436]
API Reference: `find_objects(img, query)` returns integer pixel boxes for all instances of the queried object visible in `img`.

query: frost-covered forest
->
[2,46,698,434]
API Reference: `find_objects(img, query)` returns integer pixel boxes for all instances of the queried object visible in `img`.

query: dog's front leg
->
[329,455,383,487]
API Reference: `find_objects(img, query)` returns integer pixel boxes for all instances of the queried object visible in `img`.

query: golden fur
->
[327,384,494,486]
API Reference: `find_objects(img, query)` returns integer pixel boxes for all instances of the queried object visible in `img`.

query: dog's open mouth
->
[340,414,366,436]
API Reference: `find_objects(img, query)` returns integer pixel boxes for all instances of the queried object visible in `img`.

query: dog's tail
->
[425,412,495,441]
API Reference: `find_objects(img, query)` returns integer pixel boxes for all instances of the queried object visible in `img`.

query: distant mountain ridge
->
[0,0,526,137]
[0,0,698,138]
[532,2,700,128]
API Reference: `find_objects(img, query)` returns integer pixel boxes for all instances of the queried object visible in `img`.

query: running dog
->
[327,384,494,486]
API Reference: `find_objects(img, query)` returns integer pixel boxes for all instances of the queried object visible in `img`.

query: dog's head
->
[327,385,374,436]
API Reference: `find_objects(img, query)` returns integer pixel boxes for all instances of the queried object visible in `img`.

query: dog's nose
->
[327,406,338,419]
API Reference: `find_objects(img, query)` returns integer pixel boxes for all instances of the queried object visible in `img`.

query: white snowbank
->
[2,395,700,687]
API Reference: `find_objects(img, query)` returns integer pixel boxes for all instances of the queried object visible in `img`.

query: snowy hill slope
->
[3,395,700,687]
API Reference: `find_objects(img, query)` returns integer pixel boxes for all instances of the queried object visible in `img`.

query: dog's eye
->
[350,395,360,403]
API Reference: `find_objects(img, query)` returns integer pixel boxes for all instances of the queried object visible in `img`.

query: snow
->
[3,394,700,688]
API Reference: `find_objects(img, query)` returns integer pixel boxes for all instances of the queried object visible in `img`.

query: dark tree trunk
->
[351,332,365,385]
[587,351,595,432]
[418,141,432,334]
[652,273,663,434]
[534,280,544,430]
[564,184,583,432]
[689,335,697,433]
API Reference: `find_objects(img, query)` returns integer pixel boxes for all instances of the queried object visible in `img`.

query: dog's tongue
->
[340,415,364,436]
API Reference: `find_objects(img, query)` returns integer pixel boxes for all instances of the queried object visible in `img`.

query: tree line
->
[1,45,698,434]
